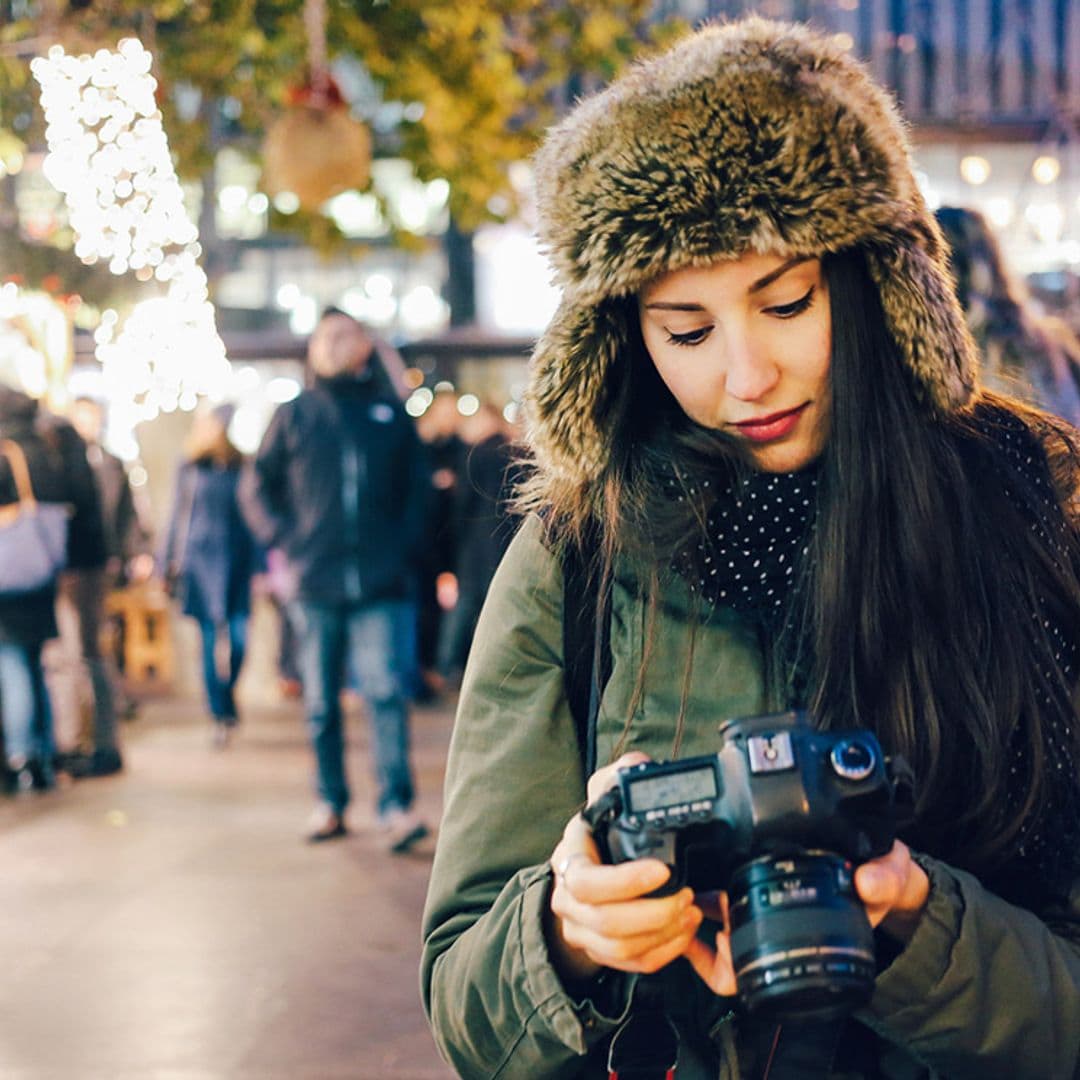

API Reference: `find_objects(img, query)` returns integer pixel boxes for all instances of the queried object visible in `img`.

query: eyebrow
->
[644,255,813,311]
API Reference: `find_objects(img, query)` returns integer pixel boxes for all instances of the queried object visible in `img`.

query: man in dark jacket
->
[241,310,431,849]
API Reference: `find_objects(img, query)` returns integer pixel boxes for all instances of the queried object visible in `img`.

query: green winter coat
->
[421,513,1080,1079]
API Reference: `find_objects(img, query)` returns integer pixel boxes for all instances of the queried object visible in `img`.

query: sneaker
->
[91,747,124,776]
[306,804,347,844]
[376,808,428,854]
[9,757,55,793]
[65,748,123,778]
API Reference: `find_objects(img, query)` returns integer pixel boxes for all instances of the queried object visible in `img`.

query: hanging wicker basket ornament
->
[261,0,371,211]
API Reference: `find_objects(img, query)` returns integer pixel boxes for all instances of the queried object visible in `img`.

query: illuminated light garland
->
[32,40,198,275]
[31,38,231,429]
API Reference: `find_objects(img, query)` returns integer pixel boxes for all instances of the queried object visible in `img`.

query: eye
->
[665,326,712,347]
[765,285,816,319]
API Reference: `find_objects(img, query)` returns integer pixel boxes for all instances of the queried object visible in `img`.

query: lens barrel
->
[728,851,876,1020]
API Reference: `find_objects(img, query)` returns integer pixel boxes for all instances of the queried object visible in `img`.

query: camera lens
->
[728,852,876,1020]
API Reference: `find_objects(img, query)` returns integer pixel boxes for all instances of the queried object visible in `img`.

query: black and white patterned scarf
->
[664,432,1080,901]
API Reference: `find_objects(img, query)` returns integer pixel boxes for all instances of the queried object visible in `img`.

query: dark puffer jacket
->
[240,375,430,606]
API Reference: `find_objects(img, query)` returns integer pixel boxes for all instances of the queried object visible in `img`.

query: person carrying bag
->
[0,438,70,596]
[0,384,92,793]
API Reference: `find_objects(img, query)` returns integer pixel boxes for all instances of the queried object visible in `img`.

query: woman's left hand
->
[683,839,931,996]
[854,838,930,943]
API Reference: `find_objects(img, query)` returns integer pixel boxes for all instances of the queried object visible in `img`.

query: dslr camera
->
[583,710,913,1019]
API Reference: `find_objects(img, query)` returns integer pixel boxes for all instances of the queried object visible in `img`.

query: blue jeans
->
[197,614,247,722]
[294,599,414,817]
[0,642,54,765]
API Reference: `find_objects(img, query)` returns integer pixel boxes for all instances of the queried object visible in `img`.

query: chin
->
[747,442,820,474]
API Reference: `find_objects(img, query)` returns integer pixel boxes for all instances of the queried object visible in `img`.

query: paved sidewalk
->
[0,692,456,1079]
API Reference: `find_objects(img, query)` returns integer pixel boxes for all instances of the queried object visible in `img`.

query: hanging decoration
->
[261,0,371,211]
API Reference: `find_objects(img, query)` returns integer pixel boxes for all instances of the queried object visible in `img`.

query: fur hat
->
[526,17,978,486]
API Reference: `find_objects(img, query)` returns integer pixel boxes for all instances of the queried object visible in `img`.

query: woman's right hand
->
[545,753,704,985]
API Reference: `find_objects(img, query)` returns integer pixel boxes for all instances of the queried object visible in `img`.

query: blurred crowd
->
[0,307,524,851]
[2,208,1078,839]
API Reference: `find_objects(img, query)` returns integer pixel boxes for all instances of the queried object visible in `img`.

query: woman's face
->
[639,253,832,473]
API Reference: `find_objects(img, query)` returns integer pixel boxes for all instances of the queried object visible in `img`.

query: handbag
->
[0,438,70,595]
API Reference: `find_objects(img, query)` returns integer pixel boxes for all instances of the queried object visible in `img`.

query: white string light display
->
[31,39,230,425]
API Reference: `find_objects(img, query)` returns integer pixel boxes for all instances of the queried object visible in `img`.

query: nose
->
[723,330,780,402]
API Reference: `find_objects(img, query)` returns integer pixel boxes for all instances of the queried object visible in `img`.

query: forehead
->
[314,315,367,341]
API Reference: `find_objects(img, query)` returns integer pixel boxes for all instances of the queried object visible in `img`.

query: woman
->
[421,18,1080,1079]
[162,404,259,746]
[935,204,1080,427]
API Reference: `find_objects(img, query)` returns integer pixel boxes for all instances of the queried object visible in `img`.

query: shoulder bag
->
[0,438,70,595]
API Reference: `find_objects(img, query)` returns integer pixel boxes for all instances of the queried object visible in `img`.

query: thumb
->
[855,861,895,905]
[586,751,651,804]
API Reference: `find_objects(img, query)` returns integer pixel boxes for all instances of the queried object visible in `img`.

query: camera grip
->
[607,827,682,896]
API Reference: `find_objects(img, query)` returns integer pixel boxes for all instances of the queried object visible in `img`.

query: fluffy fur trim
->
[526,17,977,487]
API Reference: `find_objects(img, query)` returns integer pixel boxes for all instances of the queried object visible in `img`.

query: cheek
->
[808,317,832,384]
[652,356,709,416]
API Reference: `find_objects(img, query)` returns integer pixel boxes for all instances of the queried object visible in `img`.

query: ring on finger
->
[554,852,588,888]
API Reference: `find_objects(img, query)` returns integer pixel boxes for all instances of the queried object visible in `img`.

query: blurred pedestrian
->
[241,309,431,848]
[0,384,105,791]
[435,401,522,685]
[69,396,154,590]
[162,404,259,747]
[61,395,153,742]
[37,398,117,779]
[415,388,464,698]
[936,205,1080,426]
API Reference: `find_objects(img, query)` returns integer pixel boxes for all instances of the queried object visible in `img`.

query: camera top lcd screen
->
[628,767,718,812]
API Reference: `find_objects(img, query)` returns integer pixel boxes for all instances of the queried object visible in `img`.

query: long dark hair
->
[813,250,1080,882]
[560,247,1080,890]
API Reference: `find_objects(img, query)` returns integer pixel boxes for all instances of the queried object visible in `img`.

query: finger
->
[684,929,738,997]
[855,842,907,927]
[550,816,602,894]
[626,919,707,975]
[558,855,673,906]
[855,840,930,939]
[586,751,652,804]
[554,885,696,939]
[558,810,600,856]
[566,904,703,973]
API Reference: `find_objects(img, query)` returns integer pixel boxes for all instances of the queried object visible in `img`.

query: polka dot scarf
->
[994,420,1080,897]
[664,417,1080,900]
[673,465,819,624]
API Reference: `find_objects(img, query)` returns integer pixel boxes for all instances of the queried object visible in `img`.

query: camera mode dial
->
[829,738,876,782]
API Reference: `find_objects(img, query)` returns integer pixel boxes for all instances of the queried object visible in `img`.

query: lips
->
[731,403,809,443]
